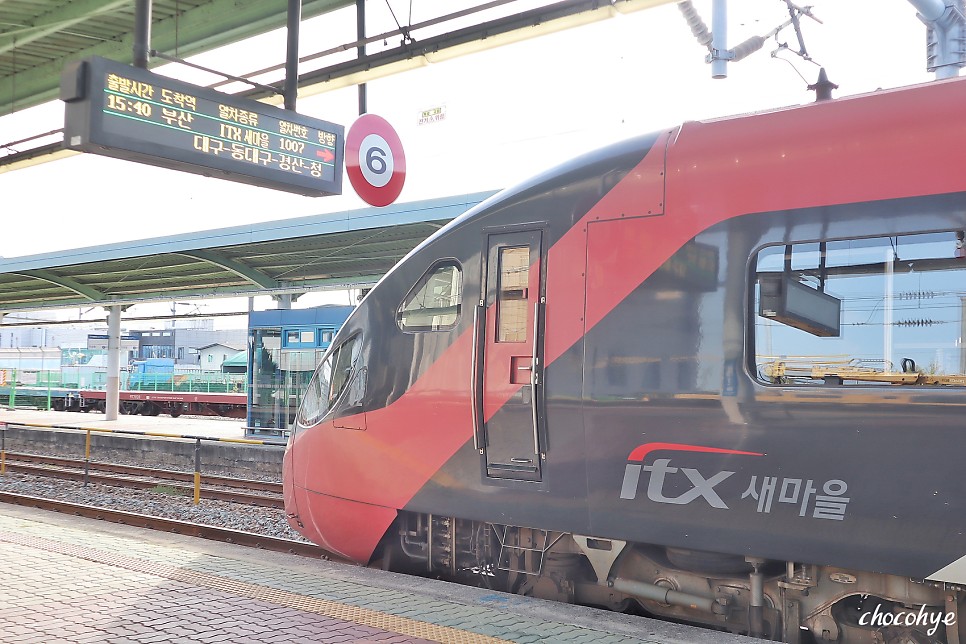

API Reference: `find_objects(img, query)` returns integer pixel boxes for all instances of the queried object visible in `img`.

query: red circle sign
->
[346,114,406,207]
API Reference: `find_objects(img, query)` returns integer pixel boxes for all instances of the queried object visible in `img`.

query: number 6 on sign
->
[346,115,406,207]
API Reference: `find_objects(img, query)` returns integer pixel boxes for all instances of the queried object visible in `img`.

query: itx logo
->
[619,442,764,508]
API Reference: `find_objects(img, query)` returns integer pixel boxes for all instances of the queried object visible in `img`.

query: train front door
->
[477,229,545,481]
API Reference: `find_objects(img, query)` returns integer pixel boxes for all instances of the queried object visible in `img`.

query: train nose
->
[282,436,302,528]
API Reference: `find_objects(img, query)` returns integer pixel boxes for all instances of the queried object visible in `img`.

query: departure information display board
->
[62,56,343,197]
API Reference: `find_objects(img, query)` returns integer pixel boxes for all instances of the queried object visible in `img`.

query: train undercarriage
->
[379,511,962,643]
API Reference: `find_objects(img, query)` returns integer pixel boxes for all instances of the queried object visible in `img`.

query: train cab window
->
[398,262,462,331]
[297,335,361,427]
[298,357,330,427]
[753,231,966,387]
[329,335,362,404]
[497,246,529,342]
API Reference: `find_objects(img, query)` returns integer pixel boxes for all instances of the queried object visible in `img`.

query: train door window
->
[398,261,462,331]
[753,231,966,387]
[497,246,529,342]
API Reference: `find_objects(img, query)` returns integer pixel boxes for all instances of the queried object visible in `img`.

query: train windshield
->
[296,334,361,427]
[754,231,966,386]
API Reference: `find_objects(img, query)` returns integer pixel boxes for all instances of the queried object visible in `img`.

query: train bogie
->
[284,78,966,642]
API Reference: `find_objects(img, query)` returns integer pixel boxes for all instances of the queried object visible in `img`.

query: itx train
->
[284,78,966,642]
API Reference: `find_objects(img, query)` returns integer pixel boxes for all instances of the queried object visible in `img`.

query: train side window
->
[398,261,462,331]
[753,231,966,387]
[497,246,529,342]
[297,334,361,427]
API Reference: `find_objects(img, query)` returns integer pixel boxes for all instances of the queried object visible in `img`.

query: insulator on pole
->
[730,35,766,62]
[678,1,713,48]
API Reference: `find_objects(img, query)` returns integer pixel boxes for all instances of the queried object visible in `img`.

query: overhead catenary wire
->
[677,0,822,75]
[383,0,414,44]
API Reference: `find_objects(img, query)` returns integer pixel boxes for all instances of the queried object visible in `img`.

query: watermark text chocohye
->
[858,603,956,636]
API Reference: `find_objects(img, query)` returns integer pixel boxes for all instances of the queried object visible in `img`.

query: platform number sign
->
[346,114,406,207]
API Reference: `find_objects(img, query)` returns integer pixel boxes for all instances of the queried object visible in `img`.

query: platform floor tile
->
[0,507,760,643]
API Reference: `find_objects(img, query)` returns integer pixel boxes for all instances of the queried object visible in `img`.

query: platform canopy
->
[0,191,493,313]
[2,1,677,170]
[0,0,354,116]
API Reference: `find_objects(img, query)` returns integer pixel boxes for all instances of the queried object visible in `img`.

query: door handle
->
[470,303,485,454]
[530,300,542,455]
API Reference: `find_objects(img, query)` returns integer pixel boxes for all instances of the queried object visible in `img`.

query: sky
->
[0,0,937,323]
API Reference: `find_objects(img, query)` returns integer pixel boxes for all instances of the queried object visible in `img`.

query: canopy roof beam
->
[175,250,280,290]
[11,269,104,301]
[0,0,129,58]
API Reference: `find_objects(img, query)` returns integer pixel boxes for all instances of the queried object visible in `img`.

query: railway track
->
[0,490,341,560]
[2,452,283,508]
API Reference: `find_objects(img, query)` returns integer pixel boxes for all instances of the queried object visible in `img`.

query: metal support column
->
[134,0,153,69]
[909,0,947,21]
[909,0,966,79]
[106,305,122,421]
[961,298,966,374]
[284,0,302,111]
[357,0,368,114]
[710,0,728,78]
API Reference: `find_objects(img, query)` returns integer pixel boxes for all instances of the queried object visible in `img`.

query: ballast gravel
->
[0,471,310,542]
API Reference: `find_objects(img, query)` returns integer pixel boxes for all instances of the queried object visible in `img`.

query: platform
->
[0,504,762,643]
[0,408,247,440]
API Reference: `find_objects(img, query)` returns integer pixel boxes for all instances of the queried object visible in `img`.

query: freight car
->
[284,77,966,643]
[0,386,246,418]
[74,389,246,418]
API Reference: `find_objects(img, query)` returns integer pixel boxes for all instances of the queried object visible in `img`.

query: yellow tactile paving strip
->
[0,527,509,644]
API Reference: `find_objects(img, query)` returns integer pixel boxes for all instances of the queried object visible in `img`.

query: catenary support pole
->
[106,305,122,421]
[711,0,728,78]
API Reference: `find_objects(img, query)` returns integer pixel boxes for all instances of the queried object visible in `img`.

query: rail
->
[2,453,283,507]
[0,420,285,505]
